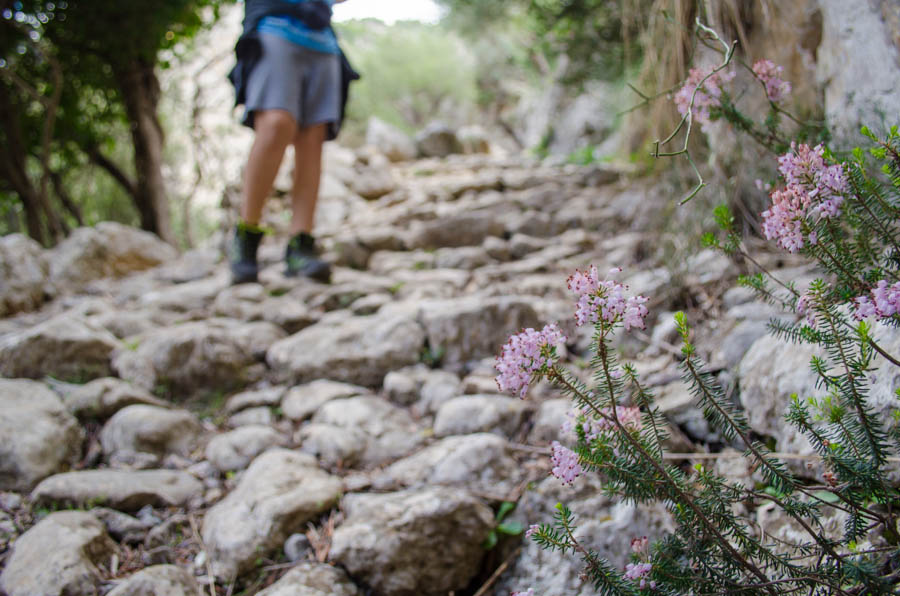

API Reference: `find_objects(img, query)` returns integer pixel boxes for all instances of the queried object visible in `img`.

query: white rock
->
[100,405,202,462]
[281,380,372,421]
[64,377,169,420]
[106,565,200,596]
[433,394,530,438]
[366,117,416,162]
[0,379,83,491]
[256,562,361,596]
[206,425,286,473]
[31,469,203,511]
[329,488,494,596]
[202,449,342,578]
[0,234,48,317]
[0,511,117,596]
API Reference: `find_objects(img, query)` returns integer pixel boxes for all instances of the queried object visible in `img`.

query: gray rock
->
[112,318,284,396]
[139,274,230,314]
[417,369,464,415]
[712,320,770,369]
[0,234,47,317]
[256,562,361,596]
[267,312,426,387]
[281,380,372,421]
[225,386,286,414]
[297,422,369,466]
[89,507,150,541]
[106,565,200,596]
[100,405,202,462]
[31,469,203,511]
[329,488,493,596]
[0,511,117,596]
[406,212,505,250]
[414,296,541,366]
[227,406,275,428]
[283,533,311,563]
[415,122,463,157]
[0,379,83,491]
[205,425,286,472]
[202,448,342,578]
[366,117,416,162]
[64,377,169,420]
[0,314,120,381]
[383,366,428,406]
[311,396,424,467]
[373,433,522,496]
[433,394,530,438]
[350,166,397,200]
[48,222,177,291]
[529,398,571,443]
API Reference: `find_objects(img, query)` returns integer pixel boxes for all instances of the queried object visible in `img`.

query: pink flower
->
[496,324,567,399]
[796,290,817,328]
[761,187,807,252]
[525,524,540,538]
[673,66,733,128]
[550,441,582,485]
[568,267,649,331]
[631,536,649,553]
[752,59,792,102]
[625,562,656,589]
[855,280,900,320]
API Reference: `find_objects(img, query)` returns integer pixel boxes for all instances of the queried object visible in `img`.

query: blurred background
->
[1,0,897,249]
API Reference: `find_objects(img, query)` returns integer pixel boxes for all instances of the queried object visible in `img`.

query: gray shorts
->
[242,33,341,130]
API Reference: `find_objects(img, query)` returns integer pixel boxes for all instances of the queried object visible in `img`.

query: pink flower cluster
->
[796,289,817,328]
[550,441,583,485]
[495,324,566,398]
[752,59,792,103]
[854,280,900,321]
[673,66,733,127]
[525,524,540,538]
[761,143,848,252]
[625,562,656,589]
[567,266,649,331]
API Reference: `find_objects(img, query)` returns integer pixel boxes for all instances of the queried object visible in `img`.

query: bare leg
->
[289,123,327,235]
[240,109,298,226]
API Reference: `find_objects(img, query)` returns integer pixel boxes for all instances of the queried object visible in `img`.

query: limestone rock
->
[406,212,505,250]
[0,511,117,596]
[106,565,200,596]
[31,469,203,511]
[0,379,83,491]
[64,377,169,420]
[373,433,522,496]
[224,386,286,414]
[202,448,342,578]
[227,406,274,428]
[0,234,48,317]
[256,562,361,596]
[205,425,286,472]
[309,396,423,467]
[350,166,397,200]
[112,318,284,396]
[49,222,177,291]
[329,488,493,596]
[281,379,372,421]
[433,394,530,438]
[529,398,570,443]
[0,314,120,381]
[414,296,541,366]
[366,117,416,162]
[100,405,202,463]
[267,312,425,387]
[415,122,463,157]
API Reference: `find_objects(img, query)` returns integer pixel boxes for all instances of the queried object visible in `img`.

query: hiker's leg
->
[240,109,297,226]
[288,122,327,235]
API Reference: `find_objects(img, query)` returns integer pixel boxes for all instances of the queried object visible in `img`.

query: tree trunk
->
[114,58,175,245]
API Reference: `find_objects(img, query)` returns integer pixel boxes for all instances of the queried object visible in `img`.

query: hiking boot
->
[229,224,264,284]
[285,232,331,282]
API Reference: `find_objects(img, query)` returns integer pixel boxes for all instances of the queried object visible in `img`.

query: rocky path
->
[0,148,869,595]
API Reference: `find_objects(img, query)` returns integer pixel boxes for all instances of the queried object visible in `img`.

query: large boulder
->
[0,234,48,317]
[329,488,494,596]
[366,117,416,162]
[0,314,120,381]
[48,222,177,291]
[31,469,203,511]
[202,449,342,578]
[106,565,200,596]
[99,405,202,463]
[0,511,117,596]
[267,312,426,387]
[113,318,284,396]
[0,379,84,491]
